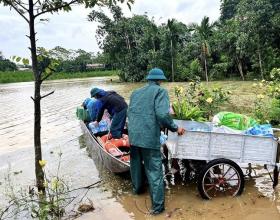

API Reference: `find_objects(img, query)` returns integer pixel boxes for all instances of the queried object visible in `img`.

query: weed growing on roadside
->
[0,152,101,220]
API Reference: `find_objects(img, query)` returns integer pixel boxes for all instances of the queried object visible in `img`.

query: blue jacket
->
[83,98,97,121]
[94,90,128,122]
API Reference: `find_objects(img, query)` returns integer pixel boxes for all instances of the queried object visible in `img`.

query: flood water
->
[0,77,279,220]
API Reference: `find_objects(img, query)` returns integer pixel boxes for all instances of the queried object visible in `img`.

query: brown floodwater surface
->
[0,77,279,220]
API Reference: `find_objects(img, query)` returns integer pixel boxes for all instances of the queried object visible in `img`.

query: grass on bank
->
[0,70,118,83]
[165,81,265,116]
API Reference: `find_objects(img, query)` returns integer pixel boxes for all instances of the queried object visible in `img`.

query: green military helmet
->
[90,87,101,97]
[146,68,167,80]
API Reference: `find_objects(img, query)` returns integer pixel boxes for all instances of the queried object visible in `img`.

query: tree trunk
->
[202,42,209,83]
[171,39,174,82]
[257,42,264,80]
[125,32,131,55]
[152,37,156,53]
[29,0,45,193]
[204,55,208,83]
[236,57,245,81]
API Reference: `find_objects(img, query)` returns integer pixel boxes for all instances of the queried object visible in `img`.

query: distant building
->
[18,67,32,71]
[86,63,105,69]
[17,64,32,71]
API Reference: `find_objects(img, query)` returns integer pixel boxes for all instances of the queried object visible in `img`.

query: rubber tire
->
[197,158,245,200]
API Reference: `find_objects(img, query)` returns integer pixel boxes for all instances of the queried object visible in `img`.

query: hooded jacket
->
[83,98,97,121]
[127,81,178,149]
[94,90,128,122]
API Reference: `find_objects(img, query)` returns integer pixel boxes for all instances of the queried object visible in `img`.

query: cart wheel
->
[197,158,244,199]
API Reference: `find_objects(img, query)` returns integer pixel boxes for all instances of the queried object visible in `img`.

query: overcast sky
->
[0,0,220,59]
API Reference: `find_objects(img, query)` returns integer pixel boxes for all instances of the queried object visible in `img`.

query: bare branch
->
[30,96,35,101]
[66,180,102,194]
[34,0,79,18]
[13,0,29,11]
[3,0,29,23]
[0,204,11,219]
[40,90,55,99]
[34,0,41,6]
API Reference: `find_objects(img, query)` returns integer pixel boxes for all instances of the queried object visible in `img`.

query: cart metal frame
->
[166,120,280,199]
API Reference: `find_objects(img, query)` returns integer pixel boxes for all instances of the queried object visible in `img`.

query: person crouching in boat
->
[82,98,111,134]
[82,98,96,122]
[90,88,128,139]
[127,68,185,215]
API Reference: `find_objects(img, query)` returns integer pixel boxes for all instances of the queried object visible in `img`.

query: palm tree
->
[167,19,177,82]
[195,16,213,82]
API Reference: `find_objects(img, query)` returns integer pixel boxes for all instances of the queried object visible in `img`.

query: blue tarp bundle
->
[245,124,273,137]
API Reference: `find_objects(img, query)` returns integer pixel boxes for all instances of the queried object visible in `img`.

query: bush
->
[209,62,229,80]
[251,79,280,126]
[269,99,280,126]
[173,86,205,121]
[270,68,280,82]
[189,59,203,79]
[0,59,17,71]
[172,81,231,121]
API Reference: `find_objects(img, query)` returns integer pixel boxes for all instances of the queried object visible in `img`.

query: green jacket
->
[127,81,178,149]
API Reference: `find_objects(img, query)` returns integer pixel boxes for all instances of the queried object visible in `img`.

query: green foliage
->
[269,98,280,126]
[22,58,29,65]
[210,62,230,80]
[173,101,205,121]
[195,84,231,120]
[172,82,231,121]
[37,47,98,73]
[188,81,231,119]
[189,59,203,79]
[249,81,267,123]
[220,0,240,22]
[0,70,117,83]
[3,0,280,83]
[176,59,203,81]
[88,0,280,82]
[172,86,205,121]
[0,53,17,71]
[251,80,280,125]
[89,7,190,82]
[0,59,17,71]
[270,68,280,82]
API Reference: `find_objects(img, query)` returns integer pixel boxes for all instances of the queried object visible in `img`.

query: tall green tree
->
[0,54,18,71]
[159,20,189,81]
[0,0,133,192]
[195,16,213,82]
[214,20,248,80]
[236,0,273,79]
[49,46,71,61]
[220,0,240,22]
[89,7,158,81]
[167,19,176,82]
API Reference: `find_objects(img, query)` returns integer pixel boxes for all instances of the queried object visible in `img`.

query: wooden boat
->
[80,121,130,173]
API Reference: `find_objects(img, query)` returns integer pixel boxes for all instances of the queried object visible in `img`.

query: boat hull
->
[80,121,130,173]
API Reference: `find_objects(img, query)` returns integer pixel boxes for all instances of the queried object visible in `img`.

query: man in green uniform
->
[127,68,185,215]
